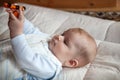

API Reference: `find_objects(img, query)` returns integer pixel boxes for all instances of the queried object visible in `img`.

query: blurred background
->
[0,0,120,21]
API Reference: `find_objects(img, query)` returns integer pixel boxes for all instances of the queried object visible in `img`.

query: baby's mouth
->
[49,38,55,47]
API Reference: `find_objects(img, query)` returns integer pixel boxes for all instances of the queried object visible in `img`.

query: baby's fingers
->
[18,7,24,22]
[6,9,17,20]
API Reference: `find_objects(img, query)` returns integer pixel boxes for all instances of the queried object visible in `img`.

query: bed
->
[0,3,120,80]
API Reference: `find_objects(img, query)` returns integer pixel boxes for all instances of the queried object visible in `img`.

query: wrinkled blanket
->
[84,41,120,80]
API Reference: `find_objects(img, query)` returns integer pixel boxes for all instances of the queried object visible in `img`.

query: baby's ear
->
[65,59,79,68]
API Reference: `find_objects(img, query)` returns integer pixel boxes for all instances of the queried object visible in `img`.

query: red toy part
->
[4,2,26,10]
[13,11,19,18]
[4,2,26,17]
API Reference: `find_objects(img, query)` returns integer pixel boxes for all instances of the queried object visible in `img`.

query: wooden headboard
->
[0,0,120,11]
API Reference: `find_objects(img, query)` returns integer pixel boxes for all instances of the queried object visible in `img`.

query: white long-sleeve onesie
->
[11,19,62,80]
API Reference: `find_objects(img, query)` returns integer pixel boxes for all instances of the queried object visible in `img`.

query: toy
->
[4,2,26,17]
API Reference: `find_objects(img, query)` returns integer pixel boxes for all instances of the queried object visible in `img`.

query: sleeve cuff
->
[11,34,26,46]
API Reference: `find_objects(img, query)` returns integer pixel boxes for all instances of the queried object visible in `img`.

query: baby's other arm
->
[23,19,49,36]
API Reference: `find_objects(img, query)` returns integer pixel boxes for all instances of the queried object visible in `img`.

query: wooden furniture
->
[19,0,120,11]
[0,0,120,11]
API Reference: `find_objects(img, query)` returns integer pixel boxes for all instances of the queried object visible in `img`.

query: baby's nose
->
[58,35,64,41]
[54,35,64,41]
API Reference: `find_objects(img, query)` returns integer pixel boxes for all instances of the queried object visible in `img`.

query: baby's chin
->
[48,39,57,57]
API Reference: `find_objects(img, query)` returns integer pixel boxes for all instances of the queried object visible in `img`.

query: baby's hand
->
[6,7,24,39]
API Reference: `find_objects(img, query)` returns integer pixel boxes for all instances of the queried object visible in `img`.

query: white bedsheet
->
[22,3,115,40]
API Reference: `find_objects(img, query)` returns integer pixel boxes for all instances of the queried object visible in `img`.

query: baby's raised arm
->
[7,7,55,79]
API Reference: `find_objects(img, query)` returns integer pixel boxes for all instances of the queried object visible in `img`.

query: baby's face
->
[48,31,81,64]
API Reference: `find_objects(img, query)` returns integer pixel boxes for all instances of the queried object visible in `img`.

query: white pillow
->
[84,41,120,80]
[53,64,90,80]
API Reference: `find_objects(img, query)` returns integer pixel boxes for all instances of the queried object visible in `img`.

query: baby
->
[7,8,97,80]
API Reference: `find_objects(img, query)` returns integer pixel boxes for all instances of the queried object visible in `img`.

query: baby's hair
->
[62,28,97,67]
